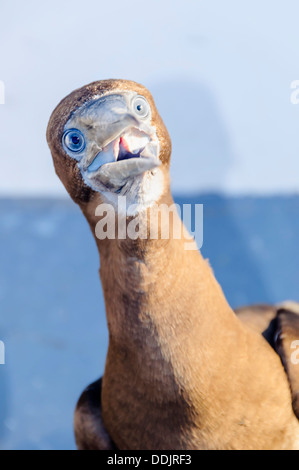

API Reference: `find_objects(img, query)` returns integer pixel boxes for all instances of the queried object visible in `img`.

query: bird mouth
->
[81,125,160,191]
[85,127,158,173]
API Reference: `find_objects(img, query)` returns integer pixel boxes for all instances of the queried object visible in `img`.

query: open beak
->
[78,98,160,190]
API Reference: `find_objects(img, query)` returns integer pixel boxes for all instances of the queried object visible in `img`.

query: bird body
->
[47,79,299,450]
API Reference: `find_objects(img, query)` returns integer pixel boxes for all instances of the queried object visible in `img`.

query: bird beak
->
[87,155,161,190]
[77,97,160,190]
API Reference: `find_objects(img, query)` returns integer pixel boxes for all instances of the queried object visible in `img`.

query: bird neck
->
[81,186,238,386]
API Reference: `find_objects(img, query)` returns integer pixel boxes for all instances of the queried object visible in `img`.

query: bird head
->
[47,80,171,211]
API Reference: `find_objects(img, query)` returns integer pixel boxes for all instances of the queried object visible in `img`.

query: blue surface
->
[0,195,299,449]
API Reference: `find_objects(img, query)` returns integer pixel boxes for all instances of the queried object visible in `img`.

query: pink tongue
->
[119,136,130,152]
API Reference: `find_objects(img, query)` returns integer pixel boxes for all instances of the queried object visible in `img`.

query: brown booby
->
[47,79,299,450]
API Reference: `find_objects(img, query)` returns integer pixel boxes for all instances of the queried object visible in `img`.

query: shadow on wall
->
[151,79,233,192]
[151,79,272,306]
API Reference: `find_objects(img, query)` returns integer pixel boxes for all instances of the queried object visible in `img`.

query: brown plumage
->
[236,303,299,420]
[47,79,299,450]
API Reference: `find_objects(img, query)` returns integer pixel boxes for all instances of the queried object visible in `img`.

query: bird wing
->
[74,378,116,450]
[275,308,299,418]
[235,304,278,347]
[236,303,299,419]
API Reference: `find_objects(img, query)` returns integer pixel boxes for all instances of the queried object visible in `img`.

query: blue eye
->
[63,129,85,153]
[132,96,150,119]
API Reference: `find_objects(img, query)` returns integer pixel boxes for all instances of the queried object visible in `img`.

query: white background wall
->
[1,0,299,196]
